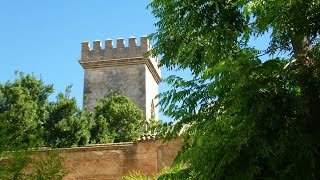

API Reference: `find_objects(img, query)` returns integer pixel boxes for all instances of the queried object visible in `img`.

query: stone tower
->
[79,36,161,120]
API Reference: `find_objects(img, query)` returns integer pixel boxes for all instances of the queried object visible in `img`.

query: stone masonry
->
[79,36,161,120]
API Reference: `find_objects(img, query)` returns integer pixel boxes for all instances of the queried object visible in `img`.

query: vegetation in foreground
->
[149,0,320,179]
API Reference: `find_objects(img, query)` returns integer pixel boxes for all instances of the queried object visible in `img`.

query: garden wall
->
[60,138,182,179]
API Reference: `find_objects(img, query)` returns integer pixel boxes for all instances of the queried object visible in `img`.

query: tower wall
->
[79,36,161,119]
[145,64,159,120]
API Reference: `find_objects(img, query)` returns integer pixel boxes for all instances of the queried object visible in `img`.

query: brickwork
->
[79,37,161,119]
[60,139,182,179]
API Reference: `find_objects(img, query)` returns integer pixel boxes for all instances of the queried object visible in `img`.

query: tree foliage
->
[0,73,93,149]
[0,73,148,178]
[0,73,69,178]
[91,92,145,143]
[44,86,93,148]
[0,72,53,150]
[0,72,146,148]
[149,0,320,179]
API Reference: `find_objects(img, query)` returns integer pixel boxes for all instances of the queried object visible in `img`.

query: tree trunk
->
[291,35,320,138]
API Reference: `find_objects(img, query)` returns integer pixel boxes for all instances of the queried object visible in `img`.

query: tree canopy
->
[149,0,320,179]
[0,72,53,150]
[44,86,93,148]
[0,72,68,178]
[91,92,145,143]
[0,73,146,177]
[0,73,94,149]
[0,73,145,148]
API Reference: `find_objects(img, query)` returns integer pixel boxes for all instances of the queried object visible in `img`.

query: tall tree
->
[149,0,320,179]
[44,86,93,148]
[0,72,53,150]
[0,72,68,178]
[91,93,145,143]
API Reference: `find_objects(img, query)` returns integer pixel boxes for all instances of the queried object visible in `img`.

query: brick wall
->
[60,139,182,179]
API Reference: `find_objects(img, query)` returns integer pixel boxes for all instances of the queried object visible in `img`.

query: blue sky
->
[0,0,178,121]
[0,1,274,122]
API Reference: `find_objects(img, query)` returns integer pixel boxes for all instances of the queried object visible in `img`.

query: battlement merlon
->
[79,36,161,84]
[80,36,154,61]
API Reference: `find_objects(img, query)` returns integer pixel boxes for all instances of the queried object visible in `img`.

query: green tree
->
[145,118,163,135]
[0,72,68,179]
[0,73,93,149]
[0,72,53,150]
[149,0,320,179]
[91,93,145,143]
[44,86,93,148]
[145,119,174,139]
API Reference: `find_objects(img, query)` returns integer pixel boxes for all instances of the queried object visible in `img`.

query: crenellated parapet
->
[79,36,161,84]
[81,36,152,61]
